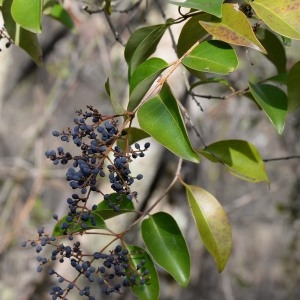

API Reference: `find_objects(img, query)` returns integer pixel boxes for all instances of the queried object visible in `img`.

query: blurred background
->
[1,1,300,299]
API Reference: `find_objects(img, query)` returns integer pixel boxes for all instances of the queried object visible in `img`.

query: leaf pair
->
[1,0,74,64]
[141,184,232,290]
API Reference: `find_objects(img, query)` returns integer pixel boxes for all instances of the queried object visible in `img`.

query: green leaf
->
[251,0,300,40]
[44,2,75,31]
[249,82,288,134]
[199,3,266,53]
[190,77,232,91]
[105,78,126,115]
[126,245,160,300]
[177,15,208,57]
[262,73,288,85]
[52,212,106,236]
[94,193,135,220]
[128,58,169,112]
[182,40,238,74]
[177,14,210,79]
[256,28,287,73]
[183,183,231,272]
[2,0,43,65]
[124,24,169,78]
[117,127,150,150]
[11,0,42,33]
[287,61,300,112]
[137,84,200,163]
[141,212,190,287]
[169,0,224,17]
[199,140,269,183]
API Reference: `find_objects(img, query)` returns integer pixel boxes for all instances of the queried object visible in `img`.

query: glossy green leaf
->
[177,15,208,57]
[11,0,42,33]
[262,73,288,85]
[199,140,269,183]
[126,245,160,300]
[190,77,232,91]
[199,4,266,53]
[52,212,106,236]
[44,2,75,31]
[182,40,238,74]
[177,14,210,79]
[124,24,169,78]
[95,193,135,220]
[128,58,169,112]
[105,78,126,115]
[117,127,150,150]
[256,28,286,73]
[169,0,224,17]
[249,82,288,134]
[2,0,43,65]
[183,183,231,272]
[137,84,200,163]
[141,212,190,287]
[287,61,300,112]
[251,0,300,40]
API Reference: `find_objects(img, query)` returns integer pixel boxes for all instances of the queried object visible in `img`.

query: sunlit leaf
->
[126,245,160,300]
[256,28,286,73]
[2,0,43,65]
[52,212,106,236]
[141,212,190,287]
[117,127,150,150]
[249,82,288,134]
[183,183,231,272]
[287,61,300,112]
[182,40,238,74]
[128,58,169,111]
[11,0,42,33]
[105,78,126,115]
[199,4,266,53]
[199,140,269,183]
[138,84,200,163]
[169,0,224,17]
[251,0,300,40]
[125,24,169,78]
[95,193,135,220]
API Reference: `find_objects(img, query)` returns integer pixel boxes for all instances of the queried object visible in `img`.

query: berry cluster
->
[23,228,149,299]
[23,107,152,299]
[0,26,13,51]
[44,106,150,233]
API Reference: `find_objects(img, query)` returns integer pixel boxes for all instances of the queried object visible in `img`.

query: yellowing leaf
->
[199,140,270,183]
[251,0,300,40]
[183,183,231,272]
[199,3,266,53]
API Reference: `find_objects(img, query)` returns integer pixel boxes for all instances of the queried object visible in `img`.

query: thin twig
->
[263,155,300,162]
[104,11,126,46]
[122,158,183,234]
[153,0,177,52]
